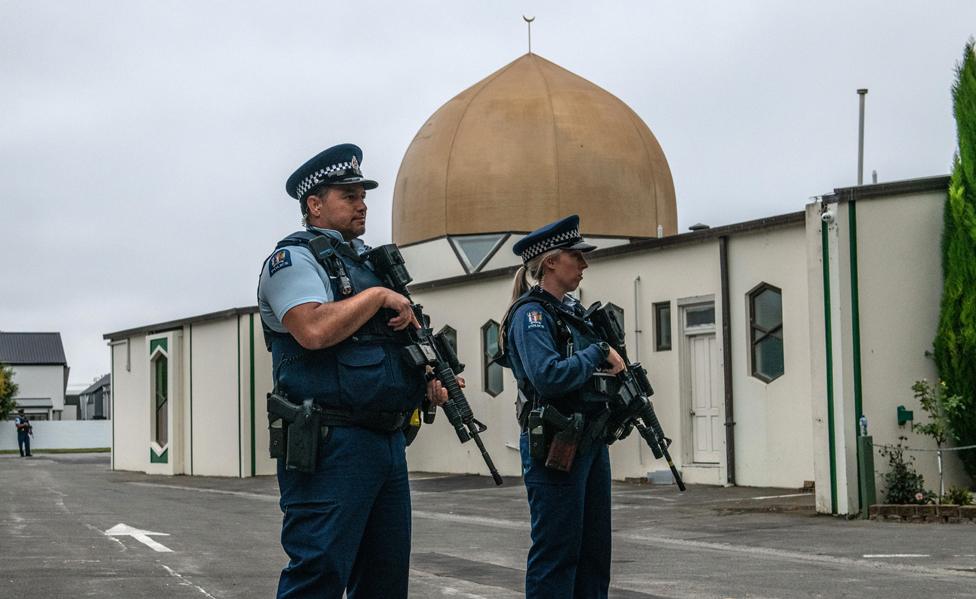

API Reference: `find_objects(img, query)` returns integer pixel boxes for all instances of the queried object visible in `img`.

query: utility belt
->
[517,381,609,473]
[267,391,411,473]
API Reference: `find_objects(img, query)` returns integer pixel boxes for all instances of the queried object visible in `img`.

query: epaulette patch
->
[269,249,292,277]
[526,310,545,330]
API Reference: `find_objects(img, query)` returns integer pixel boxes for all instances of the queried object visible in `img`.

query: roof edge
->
[408,210,805,293]
[103,306,260,341]
[827,175,950,203]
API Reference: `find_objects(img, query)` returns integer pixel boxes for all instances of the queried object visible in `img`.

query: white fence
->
[1,421,111,451]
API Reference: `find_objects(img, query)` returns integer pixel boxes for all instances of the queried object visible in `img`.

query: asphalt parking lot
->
[2,453,974,598]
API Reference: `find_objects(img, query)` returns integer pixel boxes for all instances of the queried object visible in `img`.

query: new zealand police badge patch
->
[269,249,292,277]
[526,310,545,330]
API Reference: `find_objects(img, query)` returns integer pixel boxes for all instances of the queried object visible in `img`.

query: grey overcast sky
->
[1,1,973,387]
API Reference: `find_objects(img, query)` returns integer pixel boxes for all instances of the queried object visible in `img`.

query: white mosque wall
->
[109,311,274,478]
[111,336,148,473]
[582,241,722,485]
[187,319,242,476]
[400,238,466,283]
[726,226,814,489]
[250,315,277,476]
[408,224,814,488]
[852,190,968,491]
[405,277,525,477]
[805,181,963,515]
[111,332,185,475]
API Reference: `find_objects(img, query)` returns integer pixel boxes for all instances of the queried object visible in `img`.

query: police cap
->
[286,143,378,202]
[512,214,597,263]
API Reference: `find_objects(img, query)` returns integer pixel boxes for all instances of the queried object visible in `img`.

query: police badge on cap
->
[286,143,379,201]
[512,214,597,263]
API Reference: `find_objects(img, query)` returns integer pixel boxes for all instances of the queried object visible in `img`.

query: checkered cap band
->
[519,229,582,262]
[295,161,362,199]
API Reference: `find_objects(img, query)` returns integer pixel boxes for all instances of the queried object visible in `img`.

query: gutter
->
[719,236,736,485]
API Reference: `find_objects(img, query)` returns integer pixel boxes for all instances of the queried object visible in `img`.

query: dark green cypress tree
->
[934,40,976,480]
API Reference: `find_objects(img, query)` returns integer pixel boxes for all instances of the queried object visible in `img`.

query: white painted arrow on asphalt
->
[104,523,173,552]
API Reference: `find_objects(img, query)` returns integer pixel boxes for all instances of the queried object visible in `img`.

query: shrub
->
[942,485,974,506]
[879,437,931,504]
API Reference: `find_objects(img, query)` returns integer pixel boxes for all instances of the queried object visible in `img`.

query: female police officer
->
[499,214,625,599]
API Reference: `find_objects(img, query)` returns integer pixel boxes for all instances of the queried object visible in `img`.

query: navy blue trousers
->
[276,427,411,599]
[18,432,31,457]
[520,432,612,599]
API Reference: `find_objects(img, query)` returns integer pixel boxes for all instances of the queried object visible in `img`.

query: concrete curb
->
[870,504,976,523]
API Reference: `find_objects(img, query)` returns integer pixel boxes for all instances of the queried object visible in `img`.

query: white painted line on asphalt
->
[413,511,976,580]
[104,523,173,553]
[863,554,931,558]
[160,564,218,599]
[409,473,457,481]
[413,510,528,531]
[619,531,975,580]
[126,481,277,502]
[712,492,812,502]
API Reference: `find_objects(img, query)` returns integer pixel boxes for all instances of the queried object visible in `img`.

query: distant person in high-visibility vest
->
[14,409,33,457]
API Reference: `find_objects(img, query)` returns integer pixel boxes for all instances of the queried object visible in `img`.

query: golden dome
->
[392,53,677,246]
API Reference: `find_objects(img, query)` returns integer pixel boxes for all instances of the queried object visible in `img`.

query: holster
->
[543,407,584,472]
[267,393,321,474]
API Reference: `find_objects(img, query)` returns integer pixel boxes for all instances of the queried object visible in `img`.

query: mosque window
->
[654,302,672,351]
[749,283,784,383]
[449,234,509,274]
[481,320,504,397]
[151,350,168,446]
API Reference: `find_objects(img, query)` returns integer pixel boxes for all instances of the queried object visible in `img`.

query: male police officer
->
[14,409,32,457]
[258,143,447,599]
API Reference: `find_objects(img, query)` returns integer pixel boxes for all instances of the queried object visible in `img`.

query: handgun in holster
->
[541,405,585,472]
[267,392,321,474]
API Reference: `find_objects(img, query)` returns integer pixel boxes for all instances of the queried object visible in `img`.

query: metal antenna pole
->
[857,89,868,185]
[523,15,535,54]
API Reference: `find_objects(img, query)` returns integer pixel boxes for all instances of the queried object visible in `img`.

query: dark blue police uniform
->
[258,144,425,599]
[15,414,32,457]
[501,215,613,599]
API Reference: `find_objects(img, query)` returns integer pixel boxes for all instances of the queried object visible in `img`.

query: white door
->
[689,332,722,463]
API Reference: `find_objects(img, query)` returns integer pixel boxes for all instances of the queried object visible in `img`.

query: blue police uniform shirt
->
[257,227,367,333]
[507,290,605,399]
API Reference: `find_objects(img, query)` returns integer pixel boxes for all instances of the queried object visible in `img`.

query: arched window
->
[481,320,504,397]
[749,283,784,382]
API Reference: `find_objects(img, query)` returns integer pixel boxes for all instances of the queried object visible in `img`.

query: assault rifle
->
[587,303,686,491]
[365,244,504,486]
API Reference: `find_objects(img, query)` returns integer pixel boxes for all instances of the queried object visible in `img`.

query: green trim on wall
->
[150,447,168,464]
[821,221,838,514]
[110,348,116,471]
[237,317,242,478]
[150,337,168,355]
[249,314,256,477]
[189,324,194,475]
[848,201,865,512]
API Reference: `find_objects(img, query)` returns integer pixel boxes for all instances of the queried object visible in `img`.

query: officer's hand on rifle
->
[601,347,626,375]
[426,373,465,407]
[381,289,419,331]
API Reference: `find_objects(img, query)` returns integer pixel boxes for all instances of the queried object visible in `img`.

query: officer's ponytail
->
[501,249,562,352]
